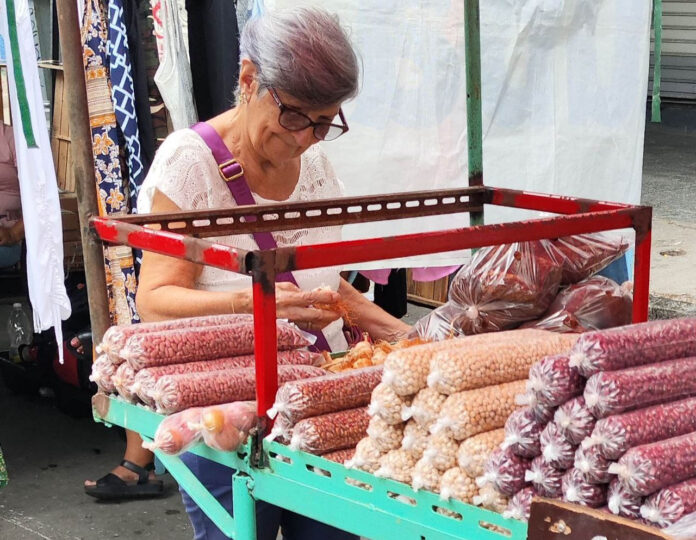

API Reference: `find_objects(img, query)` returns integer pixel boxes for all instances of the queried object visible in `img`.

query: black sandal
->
[84,460,164,500]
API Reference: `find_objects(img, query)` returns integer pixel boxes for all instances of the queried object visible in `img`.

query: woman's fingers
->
[277,306,341,330]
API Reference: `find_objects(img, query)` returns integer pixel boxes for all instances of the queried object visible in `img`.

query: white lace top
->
[138,128,348,351]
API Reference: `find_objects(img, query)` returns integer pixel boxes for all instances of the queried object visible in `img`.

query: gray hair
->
[237,7,360,107]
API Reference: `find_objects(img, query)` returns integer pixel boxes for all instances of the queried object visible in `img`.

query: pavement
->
[0,106,695,540]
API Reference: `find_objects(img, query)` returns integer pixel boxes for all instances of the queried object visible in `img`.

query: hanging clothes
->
[0,0,71,352]
[185,0,240,120]
[82,0,139,325]
[107,0,146,211]
[149,0,164,61]
[154,0,197,130]
[121,0,156,171]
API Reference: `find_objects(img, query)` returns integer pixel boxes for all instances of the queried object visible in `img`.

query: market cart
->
[90,183,653,540]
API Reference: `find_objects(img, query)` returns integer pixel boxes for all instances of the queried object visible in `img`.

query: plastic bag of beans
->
[427,329,576,395]
[345,437,384,474]
[550,233,629,285]
[153,365,325,414]
[432,379,526,440]
[98,314,254,362]
[321,448,356,465]
[439,467,478,504]
[289,407,369,455]
[90,355,117,394]
[562,468,607,508]
[268,366,382,424]
[553,397,596,445]
[374,449,416,484]
[142,408,203,455]
[526,353,584,408]
[188,402,257,452]
[366,382,412,425]
[584,396,696,460]
[477,448,531,496]
[609,432,696,497]
[503,487,536,521]
[405,387,447,428]
[457,429,506,478]
[122,320,313,370]
[524,456,564,498]
[569,318,696,377]
[540,422,577,470]
[641,478,696,528]
[265,413,293,445]
[134,350,321,407]
[473,483,509,513]
[411,458,443,492]
[522,276,632,333]
[400,420,430,460]
[366,415,404,453]
[112,363,138,403]
[502,407,546,458]
[607,478,643,518]
[584,357,696,419]
[574,444,612,484]
[422,431,458,472]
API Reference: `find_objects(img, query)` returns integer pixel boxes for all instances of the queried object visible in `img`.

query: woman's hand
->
[275,282,342,331]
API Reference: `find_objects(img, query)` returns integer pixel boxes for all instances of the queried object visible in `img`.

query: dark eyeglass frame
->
[267,87,349,142]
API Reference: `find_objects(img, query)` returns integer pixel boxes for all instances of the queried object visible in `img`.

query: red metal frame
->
[91,186,652,420]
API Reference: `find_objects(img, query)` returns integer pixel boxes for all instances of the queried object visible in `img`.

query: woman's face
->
[246,87,342,165]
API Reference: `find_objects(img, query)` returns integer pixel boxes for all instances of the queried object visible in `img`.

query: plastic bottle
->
[7,303,32,363]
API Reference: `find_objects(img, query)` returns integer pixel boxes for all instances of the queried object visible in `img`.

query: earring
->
[239,93,249,105]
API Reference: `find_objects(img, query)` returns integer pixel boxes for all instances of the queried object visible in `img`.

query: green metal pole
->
[233,473,257,540]
[464,0,484,226]
[652,0,662,123]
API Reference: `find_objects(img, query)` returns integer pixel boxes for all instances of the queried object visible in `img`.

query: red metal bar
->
[285,209,636,273]
[91,216,247,274]
[488,187,634,214]
[633,228,652,323]
[252,269,279,419]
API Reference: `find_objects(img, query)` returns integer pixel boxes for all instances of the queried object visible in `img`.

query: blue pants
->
[179,453,358,540]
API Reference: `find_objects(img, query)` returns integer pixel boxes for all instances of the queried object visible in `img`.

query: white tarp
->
[269,0,651,269]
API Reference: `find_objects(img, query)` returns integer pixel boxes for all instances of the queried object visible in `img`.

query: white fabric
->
[154,0,197,130]
[269,0,651,269]
[0,0,71,355]
[138,129,348,351]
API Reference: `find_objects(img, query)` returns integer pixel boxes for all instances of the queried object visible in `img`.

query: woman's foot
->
[84,460,164,500]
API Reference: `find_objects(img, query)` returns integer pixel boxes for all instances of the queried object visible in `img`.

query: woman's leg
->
[84,430,155,488]
[179,453,282,540]
[281,510,359,540]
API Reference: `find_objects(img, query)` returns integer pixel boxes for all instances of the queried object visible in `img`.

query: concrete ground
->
[0,106,695,540]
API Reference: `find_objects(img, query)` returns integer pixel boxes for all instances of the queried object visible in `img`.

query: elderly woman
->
[87,7,408,538]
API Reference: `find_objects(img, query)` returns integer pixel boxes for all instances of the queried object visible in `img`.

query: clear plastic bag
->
[584,357,696,419]
[457,429,506,478]
[523,276,632,333]
[427,329,576,395]
[664,510,696,539]
[477,448,531,496]
[289,407,369,455]
[503,487,536,521]
[405,387,447,428]
[90,354,117,394]
[439,467,477,504]
[382,340,459,396]
[569,318,696,377]
[574,444,612,484]
[142,408,203,455]
[189,402,257,452]
[562,468,607,508]
[374,449,416,484]
[152,365,325,414]
[321,448,356,464]
[366,415,405,453]
[345,437,384,473]
[269,366,382,424]
[524,456,564,498]
[411,458,443,492]
[503,407,546,459]
[607,477,643,518]
[526,353,584,408]
[367,382,412,425]
[609,432,696,497]
[553,397,596,445]
[122,320,313,370]
[400,420,430,460]
[584,396,696,460]
[133,350,320,407]
[551,233,629,285]
[641,478,696,528]
[473,483,509,513]
[112,362,138,403]
[540,422,577,469]
[421,431,458,472]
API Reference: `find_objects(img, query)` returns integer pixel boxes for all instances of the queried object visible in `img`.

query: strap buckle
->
[218,158,244,182]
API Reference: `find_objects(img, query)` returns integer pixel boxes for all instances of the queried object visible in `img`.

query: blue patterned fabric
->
[107,0,144,211]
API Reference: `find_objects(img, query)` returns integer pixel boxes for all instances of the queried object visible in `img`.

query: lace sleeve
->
[137,129,222,213]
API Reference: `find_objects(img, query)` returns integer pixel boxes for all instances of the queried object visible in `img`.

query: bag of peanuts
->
[142,408,203,455]
[549,232,629,285]
[187,402,257,452]
[90,355,117,394]
[522,276,633,333]
[289,407,370,455]
[413,241,563,338]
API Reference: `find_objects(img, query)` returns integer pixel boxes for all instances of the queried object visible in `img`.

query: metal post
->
[651,0,662,123]
[56,0,111,343]
[633,228,652,323]
[233,474,258,540]
[464,0,484,226]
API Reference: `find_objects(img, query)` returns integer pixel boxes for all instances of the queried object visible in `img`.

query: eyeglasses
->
[267,87,349,142]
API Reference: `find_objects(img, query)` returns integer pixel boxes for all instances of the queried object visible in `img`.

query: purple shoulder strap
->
[191,122,332,352]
